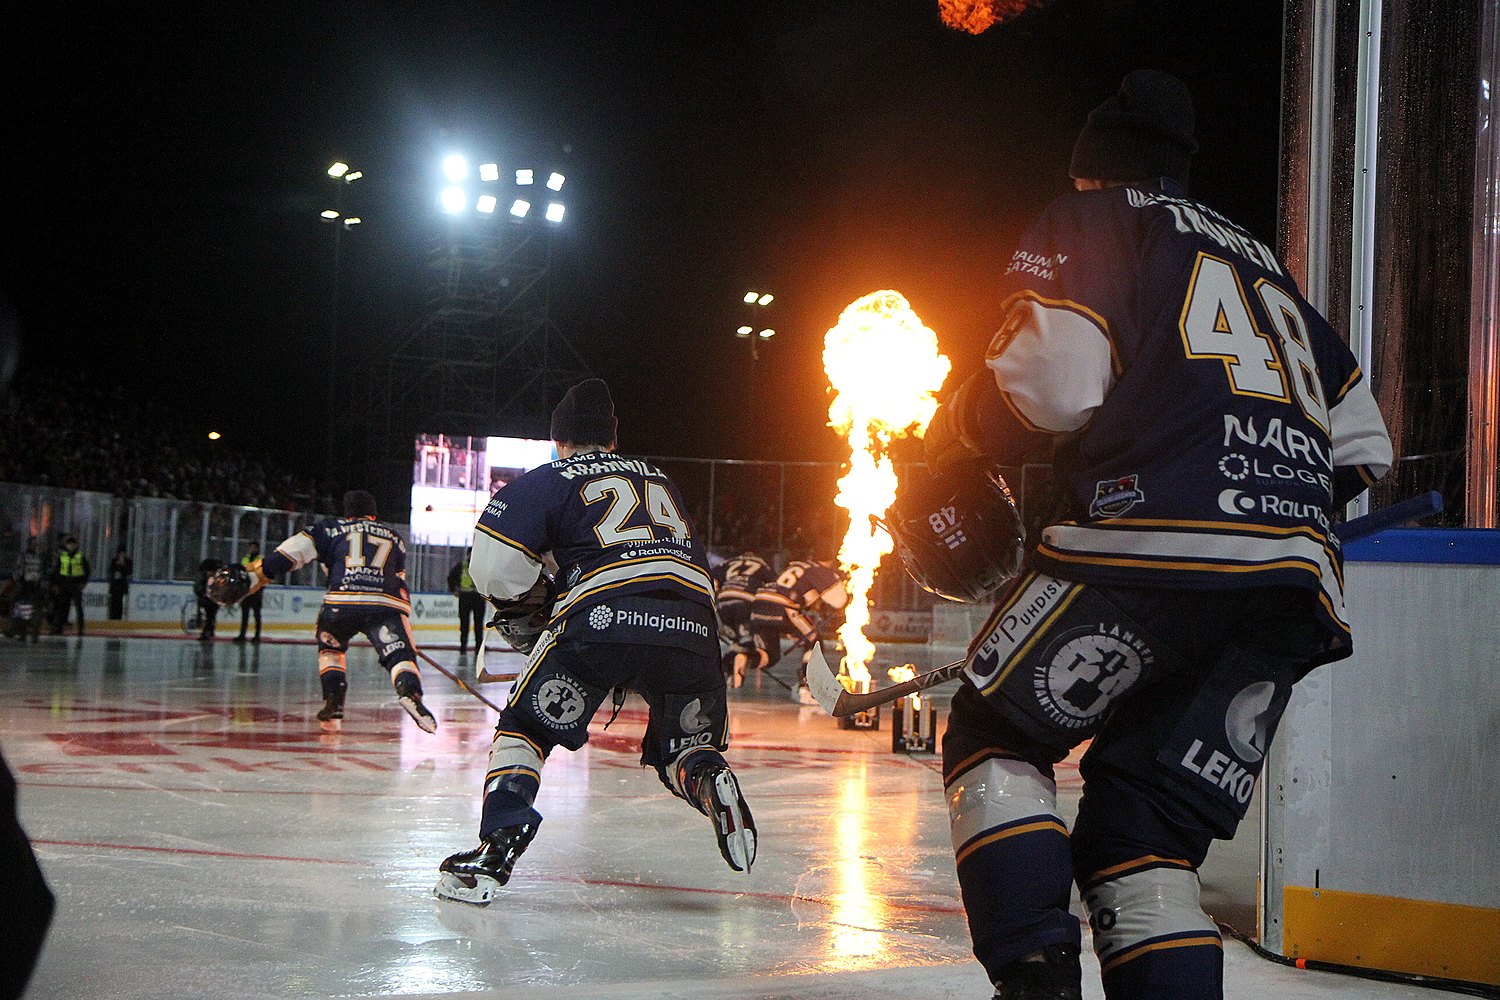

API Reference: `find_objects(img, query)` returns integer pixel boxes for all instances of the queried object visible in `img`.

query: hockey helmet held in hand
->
[206,564,253,606]
[886,462,1026,604]
[486,574,556,655]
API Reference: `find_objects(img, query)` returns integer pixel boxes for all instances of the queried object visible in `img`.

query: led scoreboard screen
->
[411,434,556,546]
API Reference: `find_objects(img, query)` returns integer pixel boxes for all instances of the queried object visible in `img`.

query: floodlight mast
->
[321,160,365,471]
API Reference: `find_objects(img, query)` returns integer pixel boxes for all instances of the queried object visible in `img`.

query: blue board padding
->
[1343,528,1500,565]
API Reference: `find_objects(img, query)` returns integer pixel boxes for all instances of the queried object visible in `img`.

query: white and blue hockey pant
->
[944,574,1322,999]
[479,637,731,839]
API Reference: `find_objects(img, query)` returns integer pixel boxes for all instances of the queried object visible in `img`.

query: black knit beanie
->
[1069,70,1198,188]
[550,379,618,445]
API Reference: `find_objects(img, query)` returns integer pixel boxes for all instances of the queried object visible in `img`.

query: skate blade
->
[399,696,438,733]
[713,770,757,873]
[319,718,342,732]
[435,871,498,906]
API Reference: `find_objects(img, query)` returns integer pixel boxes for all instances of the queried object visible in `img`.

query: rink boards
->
[1264,529,1500,987]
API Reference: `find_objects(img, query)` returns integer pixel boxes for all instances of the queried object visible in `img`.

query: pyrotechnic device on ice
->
[485,574,556,654]
[205,564,253,606]
[886,460,1025,604]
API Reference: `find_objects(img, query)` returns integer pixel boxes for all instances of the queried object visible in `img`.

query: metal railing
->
[3,459,1057,608]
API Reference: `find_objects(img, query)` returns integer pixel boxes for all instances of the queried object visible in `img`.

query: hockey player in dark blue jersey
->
[914,72,1392,1000]
[208,490,437,734]
[433,379,756,906]
[750,557,848,703]
[712,550,773,687]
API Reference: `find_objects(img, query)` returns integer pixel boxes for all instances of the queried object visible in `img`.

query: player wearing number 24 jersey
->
[434,380,755,908]
[922,72,1389,1000]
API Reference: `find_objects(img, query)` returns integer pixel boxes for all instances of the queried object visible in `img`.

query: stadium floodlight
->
[343,217,362,227]
[321,209,340,219]
[208,431,222,441]
[516,168,534,185]
[344,170,363,182]
[545,202,565,223]
[736,326,753,337]
[510,199,531,218]
[476,194,498,214]
[440,186,467,215]
[758,329,775,339]
[479,162,500,182]
[547,172,565,192]
[743,291,759,303]
[757,293,774,306]
[327,162,350,178]
[442,154,468,182]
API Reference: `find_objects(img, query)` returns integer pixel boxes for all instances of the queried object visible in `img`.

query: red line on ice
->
[32,838,358,865]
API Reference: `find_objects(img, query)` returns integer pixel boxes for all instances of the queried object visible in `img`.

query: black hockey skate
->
[691,761,757,873]
[434,823,539,906]
[316,692,345,730]
[394,676,437,733]
[992,944,1083,1000]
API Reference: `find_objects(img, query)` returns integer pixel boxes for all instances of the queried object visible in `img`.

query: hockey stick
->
[806,643,963,718]
[807,492,1446,718]
[416,648,504,714]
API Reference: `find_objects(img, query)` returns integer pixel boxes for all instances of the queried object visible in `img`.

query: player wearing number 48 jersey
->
[434,379,755,907]
[919,72,1391,1000]
[207,490,437,734]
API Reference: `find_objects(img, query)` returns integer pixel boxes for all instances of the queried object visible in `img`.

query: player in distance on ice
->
[750,555,848,704]
[433,379,755,907]
[711,549,773,688]
[207,489,437,734]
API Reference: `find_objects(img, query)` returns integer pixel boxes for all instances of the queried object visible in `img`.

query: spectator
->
[52,535,89,635]
[107,545,132,620]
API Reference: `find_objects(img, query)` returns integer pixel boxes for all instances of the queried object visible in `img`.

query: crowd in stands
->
[0,370,336,513]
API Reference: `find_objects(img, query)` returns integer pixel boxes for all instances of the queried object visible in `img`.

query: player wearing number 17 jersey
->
[920,72,1390,1000]
[434,379,755,907]
[215,490,436,733]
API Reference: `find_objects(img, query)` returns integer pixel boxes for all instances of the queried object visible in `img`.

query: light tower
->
[355,149,590,499]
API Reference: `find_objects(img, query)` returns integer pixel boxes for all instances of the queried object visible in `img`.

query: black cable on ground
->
[1217,922,1500,997]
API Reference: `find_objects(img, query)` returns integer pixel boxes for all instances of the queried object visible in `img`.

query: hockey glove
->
[205,564,253,606]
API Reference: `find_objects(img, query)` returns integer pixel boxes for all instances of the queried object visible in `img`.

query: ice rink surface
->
[2,635,1433,999]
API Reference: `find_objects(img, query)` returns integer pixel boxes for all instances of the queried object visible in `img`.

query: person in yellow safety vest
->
[447,550,486,654]
[52,536,89,636]
[234,542,264,644]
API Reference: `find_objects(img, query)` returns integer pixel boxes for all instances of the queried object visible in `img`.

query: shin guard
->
[1080,860,1222,999]
[946,751,1080,981]
[479,723,548,838]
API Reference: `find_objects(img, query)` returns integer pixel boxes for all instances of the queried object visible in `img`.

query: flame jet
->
[822,291,950,684]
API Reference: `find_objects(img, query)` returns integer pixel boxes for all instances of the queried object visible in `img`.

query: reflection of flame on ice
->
[937,0,1039,34]
[824,291,950,686]
[831,768,887,963]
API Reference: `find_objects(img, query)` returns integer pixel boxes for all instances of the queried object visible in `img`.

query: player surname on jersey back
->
[1125,186,1285,277]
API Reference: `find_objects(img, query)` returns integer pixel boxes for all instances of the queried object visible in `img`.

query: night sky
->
[5,1,1283,473]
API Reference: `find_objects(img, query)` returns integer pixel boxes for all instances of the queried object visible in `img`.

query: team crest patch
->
[533,677,589,729]
[1089,475,1145,518]
[1034,624,1153,730]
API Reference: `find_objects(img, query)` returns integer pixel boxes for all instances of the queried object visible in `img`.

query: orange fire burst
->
[824,291,950,684]
[938,0,1038,34]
